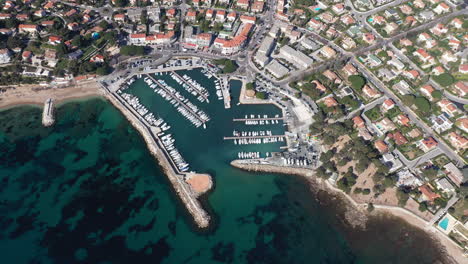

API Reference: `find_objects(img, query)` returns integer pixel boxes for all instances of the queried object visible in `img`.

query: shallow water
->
[0,70,450,264]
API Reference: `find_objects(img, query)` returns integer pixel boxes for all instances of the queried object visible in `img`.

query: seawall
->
[101,84,211,228]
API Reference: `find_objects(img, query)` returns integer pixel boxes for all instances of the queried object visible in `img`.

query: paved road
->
[393,147,443,169]
[428,195,460,226]
[352,57,466,166]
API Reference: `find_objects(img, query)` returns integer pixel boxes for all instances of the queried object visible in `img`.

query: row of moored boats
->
[144,76,210,128]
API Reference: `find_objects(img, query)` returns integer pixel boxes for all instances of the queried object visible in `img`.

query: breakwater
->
[101,83,211,228]
[42,98,55,126]
[230,159,315,177]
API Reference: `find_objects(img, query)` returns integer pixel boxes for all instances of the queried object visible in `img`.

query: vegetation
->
[255,92,266,100]
[396,186,411,206]
[246,82,255,90]
[120,45,145,56]
[348,75,366,92]
[433,73,455,87]
[214,59,238,74]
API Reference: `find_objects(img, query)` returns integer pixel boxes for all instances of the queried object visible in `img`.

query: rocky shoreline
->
[230,160,464,263]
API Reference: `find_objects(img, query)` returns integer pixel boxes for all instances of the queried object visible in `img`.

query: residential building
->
[278,45,314,70]
[430,114,453,133]
[419,137,438,152]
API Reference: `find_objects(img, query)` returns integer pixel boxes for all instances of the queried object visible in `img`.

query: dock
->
[42,98,55,127]
[233,117,285,122]
[223,135,286,140]
[146,74,207,124]
[171,71,209,102]
[220,77,231,109]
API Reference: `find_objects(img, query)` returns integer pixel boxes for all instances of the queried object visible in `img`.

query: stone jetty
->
[101,83,211,228]
[42,98,55,127]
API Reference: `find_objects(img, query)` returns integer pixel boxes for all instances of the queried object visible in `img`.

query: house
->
[453,82,467,97]
[432,66,445,75]
[419,184,440,203]
[434,3,450,14]
[436,178,455,193]
[312,80,327,92]
[319,46,336,59]
[444,163,465,186]
[419,137,438,152]
[396,114,410,126]
[372,15,386,25]
[16,14,29,21]
[195,33,212,47]
[413,49,434,64]
[186,10,196,22]
[215,10,226,22]
[227,12,236,22]
[236,0,249,10]
[375,118,397,134]
[90,54,105,63]
[240,15,256,24]
[403,69,420,80]
[382,98,395,112]
[307,19,324,32]
[363,85,380,99]
[451,18,463,29]
[0,13,11,20]
[384,22,398,35]
[399,4,413,15]
[430,23,448,36]
[343,64,357,76]
[437,99,459,117]
[341,37,356,50]
[456,118,468,133]
[0,48,11,64]
[34,9,46,17]
[19,24,38,34]
[407,128,422,139]
[441,51,457,64]
[387,57,405,71]
[448,132,467,150]
[65,9,77,17]
[430,114,453,133]
[352,116,365,128]
[399,38,413,47]
[332,3,345,14]
[414,0,425,9]
[323,97,338,107]
[374,140,389,153]
[420,84,435,100]
[129,33,146,45]
[48,35,62,45]
[251,1,264,13]
[323,70,341,84]
[41,20,55,27]
[67,22,79,31]
[362,33,376,44]
[390,131,409,145]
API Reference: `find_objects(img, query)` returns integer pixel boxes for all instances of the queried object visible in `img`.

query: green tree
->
[255,92,266,100]
[414,97,431,113]
[396,187,410,206]
[367,203,374,212]
[419,201,428,212]
[348,75,366,91]
[401,94,415,106]
[432,90,442,100]
[433,73,455,87]
[246,82,255,90]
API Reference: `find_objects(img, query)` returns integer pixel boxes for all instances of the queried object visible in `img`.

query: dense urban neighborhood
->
[0,0,467,259]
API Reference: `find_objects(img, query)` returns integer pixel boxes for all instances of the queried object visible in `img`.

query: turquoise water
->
[439,217,449,230]
[0,69,451,263]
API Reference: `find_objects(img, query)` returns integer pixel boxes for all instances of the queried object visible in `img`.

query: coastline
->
[0,80,103,110]
[230,160,466,264]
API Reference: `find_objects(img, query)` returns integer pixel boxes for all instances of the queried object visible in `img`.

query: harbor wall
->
[42,98,55,127]
[230,160,315,177]
[102,85,211,228]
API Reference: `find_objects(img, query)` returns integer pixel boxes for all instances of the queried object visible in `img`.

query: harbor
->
[101,80,212,228]
[42,98,54,127]
[98,58,292,228]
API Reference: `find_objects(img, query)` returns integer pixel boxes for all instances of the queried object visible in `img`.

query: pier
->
[171,71,209,102]
[42,98,55,127]
[233,117,285,122]
[146,74,207,125]
[223,135,286,140]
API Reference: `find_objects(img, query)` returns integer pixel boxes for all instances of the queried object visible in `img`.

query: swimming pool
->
[439,217,449,230]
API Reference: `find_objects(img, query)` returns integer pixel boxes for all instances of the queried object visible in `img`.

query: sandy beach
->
[0,80,103,109]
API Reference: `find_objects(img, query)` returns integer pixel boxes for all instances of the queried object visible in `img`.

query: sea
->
[0,69,450,264]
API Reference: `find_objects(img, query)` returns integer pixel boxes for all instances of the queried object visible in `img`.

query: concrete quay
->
[101,83,211,228]
[231,159,315,177]
[42,98,55,127]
